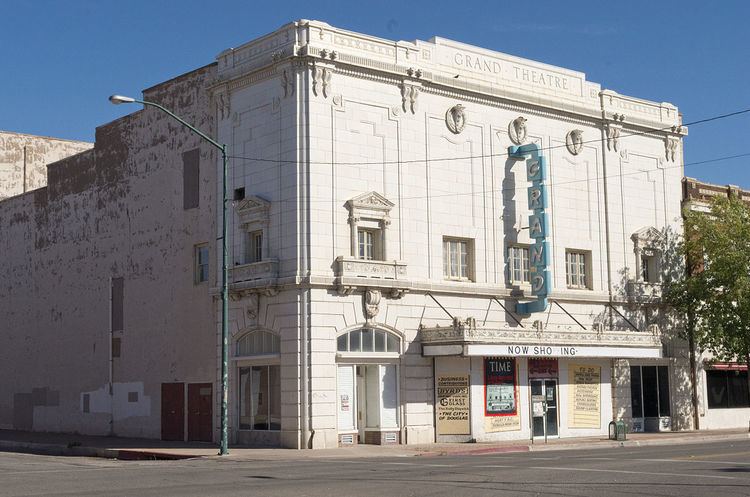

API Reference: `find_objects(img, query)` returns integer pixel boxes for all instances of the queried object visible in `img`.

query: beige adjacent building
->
[0,20,693,449]
[0,131,92,200]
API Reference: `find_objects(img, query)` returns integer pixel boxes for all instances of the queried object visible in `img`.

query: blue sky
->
[2,0,749,188]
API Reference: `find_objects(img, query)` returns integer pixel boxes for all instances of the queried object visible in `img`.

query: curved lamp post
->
[109,95,230,456]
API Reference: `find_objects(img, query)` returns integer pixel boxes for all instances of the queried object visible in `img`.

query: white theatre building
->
[0,20,692,449]
[218,20,689,448]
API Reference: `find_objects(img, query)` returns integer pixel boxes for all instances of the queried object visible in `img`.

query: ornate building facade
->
[0,21,691,448]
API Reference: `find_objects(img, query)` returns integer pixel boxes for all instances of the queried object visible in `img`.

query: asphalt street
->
[2,440,750,496]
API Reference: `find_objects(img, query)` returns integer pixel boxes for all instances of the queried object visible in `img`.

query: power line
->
[229,150,750,206]
[226,106,750,167]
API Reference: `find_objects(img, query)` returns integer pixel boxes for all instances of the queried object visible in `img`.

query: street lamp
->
[109,94,231,456]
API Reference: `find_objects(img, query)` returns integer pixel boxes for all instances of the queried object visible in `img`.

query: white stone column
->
[349,215,359,258]
[381,217,391,261]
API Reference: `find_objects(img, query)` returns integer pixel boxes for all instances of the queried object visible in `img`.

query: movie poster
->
[484,357,516,416]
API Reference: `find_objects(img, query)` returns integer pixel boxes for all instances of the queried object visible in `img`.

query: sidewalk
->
[1,428,748,461]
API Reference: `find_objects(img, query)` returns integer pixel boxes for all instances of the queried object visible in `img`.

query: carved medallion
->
[445,104,466,134]
[364,289,382,324]
[508,116,527,145]
[565,129,584,155]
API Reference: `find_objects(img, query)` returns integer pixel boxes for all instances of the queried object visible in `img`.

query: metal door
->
[187,383,213,442]
[161,383,184,441]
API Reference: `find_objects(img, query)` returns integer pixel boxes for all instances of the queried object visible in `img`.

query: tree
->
[665,195,750,407]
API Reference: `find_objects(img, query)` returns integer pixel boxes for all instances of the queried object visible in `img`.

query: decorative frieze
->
[665,136,679,162]
[335,256,407,280]
[312,64,332,98]
[229,259,279,285]
[419,318,661,348]
[364,289,382,324]
[605,123,621,152]
[399,83,419,114]
[281,69,295,98]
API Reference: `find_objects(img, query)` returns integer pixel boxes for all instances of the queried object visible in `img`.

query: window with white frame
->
[565,250,590,289]
[346,191,394,261]
[194,244,209,284]
[357,228,380,260]
[236,330,281,431]
[508,245,530,284]
[443,238,473,281]
[641,253,657,283]
[337,328,401,353]
[235,195,270,266]
[631,227,664,284]
[239,365,280,431]
[246,230,263,264]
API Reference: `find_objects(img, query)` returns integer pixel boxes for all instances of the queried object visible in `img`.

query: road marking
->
[475,465,514,468]
[641,457,750,466]
[675,450,750,460]
[528,465,740,481]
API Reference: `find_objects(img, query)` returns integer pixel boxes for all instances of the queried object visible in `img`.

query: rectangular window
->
[641,252,659,283]
[239,365,281,431]
[111,277,124,332]
[508,245,530,284]
[358,229,378,260]
[443,238,473,280]
[246,231,263,263]
[194,244,209,284]
[182,148,200,210]
[565,250,590,289]
[707,370,750,409]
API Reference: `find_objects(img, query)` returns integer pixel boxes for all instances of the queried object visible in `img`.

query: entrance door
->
[161,383,184,441]
[187,383,213,442]
[356,366,367,443]
[530,379,558,438]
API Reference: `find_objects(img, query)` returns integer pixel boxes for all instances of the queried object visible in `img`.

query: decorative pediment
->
[346,191,394,213]
[631,226,664,247]
[235,195,270,227]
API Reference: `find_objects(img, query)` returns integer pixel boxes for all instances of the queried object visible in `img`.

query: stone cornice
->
[212,20,682,133]
[225,274,636,306]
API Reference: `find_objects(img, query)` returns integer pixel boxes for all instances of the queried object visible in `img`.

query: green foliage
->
[664,195,750,361]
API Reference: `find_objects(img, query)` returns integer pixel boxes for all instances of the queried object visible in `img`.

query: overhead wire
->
[226,107,750,167]
[221,105,750,205]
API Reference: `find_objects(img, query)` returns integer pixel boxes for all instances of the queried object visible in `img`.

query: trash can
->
[608,420,627,441]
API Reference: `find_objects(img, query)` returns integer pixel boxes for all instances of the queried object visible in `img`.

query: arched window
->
[236,330,279,357]
[337,328,400,353]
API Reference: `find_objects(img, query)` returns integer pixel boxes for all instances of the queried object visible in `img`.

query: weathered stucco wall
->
[0,131,92,200]
[0,64,218,439]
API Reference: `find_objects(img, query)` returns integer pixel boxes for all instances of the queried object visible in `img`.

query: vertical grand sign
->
[509,144,551,314]
[484,357,521,432]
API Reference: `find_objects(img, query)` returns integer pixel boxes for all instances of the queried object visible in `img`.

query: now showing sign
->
[465,344,661,359]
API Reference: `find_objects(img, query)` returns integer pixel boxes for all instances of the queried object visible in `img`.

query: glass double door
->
[530,379,558,438]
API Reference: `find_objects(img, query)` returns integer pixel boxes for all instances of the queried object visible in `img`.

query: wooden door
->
[161,383,184,441]
[188,383,213,442]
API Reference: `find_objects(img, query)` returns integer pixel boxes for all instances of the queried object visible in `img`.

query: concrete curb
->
[528,432,750,452]
[0,440,198,460]
[1,432,748,461]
